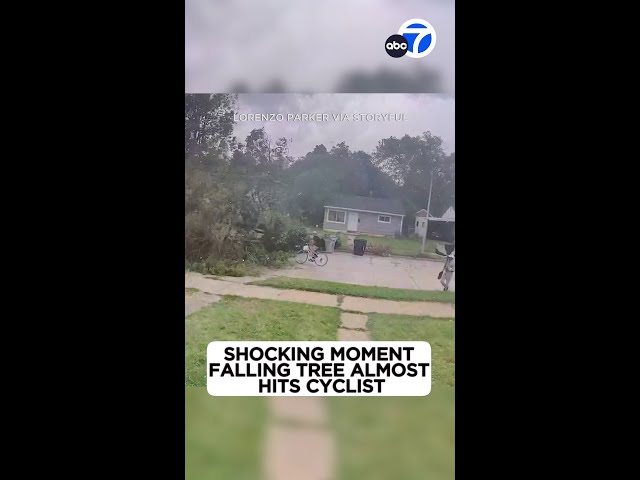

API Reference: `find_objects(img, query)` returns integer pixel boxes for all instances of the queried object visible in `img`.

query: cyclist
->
[310,231,324,259]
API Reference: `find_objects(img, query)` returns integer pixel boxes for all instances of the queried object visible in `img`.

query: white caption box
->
[207,341,431,396]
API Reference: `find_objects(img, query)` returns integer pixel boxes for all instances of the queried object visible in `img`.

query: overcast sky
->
[186,0,454,93]
[233,94,455,158]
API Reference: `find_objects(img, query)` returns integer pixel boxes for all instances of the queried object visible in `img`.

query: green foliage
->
[244,244,292,267]
[205,257,250,277]
[185,93,237,162]
[185,109,295,271]
[258,212,308,253]
[184,206,249,262]
[368,244,392,257]
[373,132,455,221]
[185,258,258,277]
[284,142,399,224]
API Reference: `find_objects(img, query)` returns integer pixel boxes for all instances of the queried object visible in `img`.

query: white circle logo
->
[398,18,437,59]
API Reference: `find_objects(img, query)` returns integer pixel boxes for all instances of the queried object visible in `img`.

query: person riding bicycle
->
[295,232,328,267]
[310,232,324,258]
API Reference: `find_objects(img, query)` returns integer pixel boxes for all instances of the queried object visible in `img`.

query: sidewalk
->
[185,272,455,318]
[263,312,371,480]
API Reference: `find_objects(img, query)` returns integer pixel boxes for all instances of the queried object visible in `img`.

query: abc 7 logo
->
[385,19,436,58]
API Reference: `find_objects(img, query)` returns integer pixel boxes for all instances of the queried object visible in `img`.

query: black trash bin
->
[353,239,367,256]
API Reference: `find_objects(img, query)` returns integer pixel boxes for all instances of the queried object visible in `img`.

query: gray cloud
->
[232,94,455,157]
[186,0,454,93]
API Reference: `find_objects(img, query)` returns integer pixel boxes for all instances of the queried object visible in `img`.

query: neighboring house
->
[323,194,405,236]
[440,206,455,222]
[415,209,429,237]
[415,207,455,240]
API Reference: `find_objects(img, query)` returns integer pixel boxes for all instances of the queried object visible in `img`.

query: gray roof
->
[325,194,405,216]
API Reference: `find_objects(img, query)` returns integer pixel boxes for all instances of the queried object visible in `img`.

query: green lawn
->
[353,234,437,257]
[185,287,200,296]
[312,228,443,258]
[249,277,455,304]
[329,312,455,480]
[330,391,454,480]
[368,313,455,388]
[184,297,455,480]
[186,387,267,480]
[185,296,341,386]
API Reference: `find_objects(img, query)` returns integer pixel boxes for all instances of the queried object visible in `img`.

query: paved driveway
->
[267,252,455,291]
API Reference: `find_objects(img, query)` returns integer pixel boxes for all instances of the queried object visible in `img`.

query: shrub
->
[283,227,308,251]
[368,244,392,257]
[185,210,247,262]
[260,212,308,253]
[185,260,207,274]
[204,257,260,276]
[185,206,298,276]
[269,251,292,267]
[245,244,292,267]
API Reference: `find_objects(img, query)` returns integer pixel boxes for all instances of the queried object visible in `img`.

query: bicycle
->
[294,243,328,267]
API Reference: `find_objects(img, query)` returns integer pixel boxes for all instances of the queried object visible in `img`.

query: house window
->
[378,215,391,223]
[416,221,419,227]
[422,222,425,227]
[327,210,346,223]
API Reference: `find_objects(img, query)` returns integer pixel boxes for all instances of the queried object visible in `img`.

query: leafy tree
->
[229,128,293,215]
[373,131,454,218]
[284,142,400,224]
[184,93,237,164]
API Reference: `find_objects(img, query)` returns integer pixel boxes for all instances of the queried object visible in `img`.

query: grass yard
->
[368,313,455,388]
[313,228,443,258]
[185,387,267,480]
[249,277,455,304]
[330,312,454,480]
[185,296,342,386]
[330,390,454,480]
[353,234,437,257]
[185,287,200,296]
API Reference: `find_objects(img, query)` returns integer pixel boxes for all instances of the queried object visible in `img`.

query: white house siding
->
[358,211,402,235]
[324,208,402,235]
[322,208,349,232]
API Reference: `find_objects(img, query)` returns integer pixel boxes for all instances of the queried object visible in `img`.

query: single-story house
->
[323,194,405,236]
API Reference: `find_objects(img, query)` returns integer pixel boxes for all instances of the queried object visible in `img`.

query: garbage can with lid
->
[324,236,336,253]
[353,239,367,256]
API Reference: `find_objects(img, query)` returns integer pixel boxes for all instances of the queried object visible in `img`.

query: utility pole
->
[421,174,433,254]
